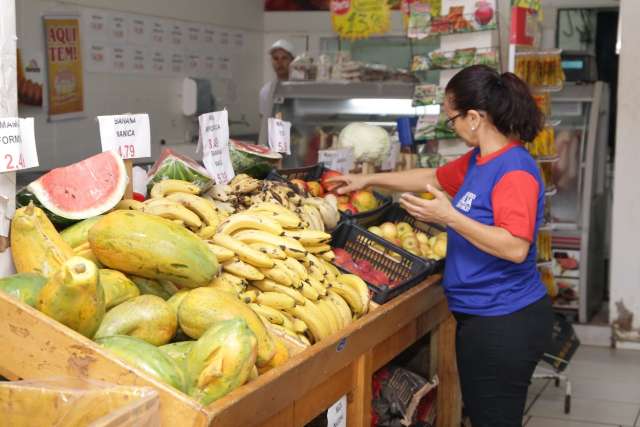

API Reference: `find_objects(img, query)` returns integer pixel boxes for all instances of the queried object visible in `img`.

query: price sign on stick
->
[327,395,347,427]
[267,117,291,155]
[318,148,354,174]
[98,114,151,160]
[0,118,39,173]
[198,110,234,185]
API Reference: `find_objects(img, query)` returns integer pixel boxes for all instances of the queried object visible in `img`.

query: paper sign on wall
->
[267,118,291,155]
[98,114,151,160]
[151,20,167,46]
[0,118,39,173]
[198,110,234,184]
[318,148,354,174]
[129,16,148,45]
[326,395,347,427]
[110,15,127,42]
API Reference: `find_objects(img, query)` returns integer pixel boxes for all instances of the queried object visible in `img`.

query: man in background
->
[259,39,294,132]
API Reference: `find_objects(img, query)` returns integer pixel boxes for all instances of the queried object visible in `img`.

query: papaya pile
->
[3,176,370,405]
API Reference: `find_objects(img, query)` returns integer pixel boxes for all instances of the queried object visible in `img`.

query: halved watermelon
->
[229,139,281,178]
[24,151,127,221]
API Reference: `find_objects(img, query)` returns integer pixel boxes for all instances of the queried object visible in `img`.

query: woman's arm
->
[399,186,530,264]
[328,168,442,194]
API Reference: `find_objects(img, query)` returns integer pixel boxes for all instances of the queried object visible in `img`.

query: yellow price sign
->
[331,0,391,40]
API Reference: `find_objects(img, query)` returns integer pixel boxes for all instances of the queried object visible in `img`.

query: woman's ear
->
[466,109,483,131]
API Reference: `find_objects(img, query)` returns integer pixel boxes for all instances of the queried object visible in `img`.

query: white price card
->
[318,148,354,174]
[198,110,234,185]
[0,118,39,173]
[267,118,291,155]
[98,114,151,160]
[381,141,400,171]
[327,395,347,427]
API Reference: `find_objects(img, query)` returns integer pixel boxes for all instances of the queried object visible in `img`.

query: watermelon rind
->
[146,149,213,194]
[229,140,281,177]
[26,151,128,221]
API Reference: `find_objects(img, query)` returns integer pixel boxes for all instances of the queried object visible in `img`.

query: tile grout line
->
[525,379,551,415]
[527,414,629,426]
[633,406,640,427]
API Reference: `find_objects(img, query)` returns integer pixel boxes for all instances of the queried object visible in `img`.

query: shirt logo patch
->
[456,192,476,212]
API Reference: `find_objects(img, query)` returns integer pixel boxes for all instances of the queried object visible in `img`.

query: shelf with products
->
[514,49,566,90]
[407,11,498,39]
[411,47,500,73]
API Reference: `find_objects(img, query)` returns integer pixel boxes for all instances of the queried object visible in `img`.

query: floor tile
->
[528,395,640,426]
[526,416,621,427]
[528,378,550,397]
[541,375,640,404]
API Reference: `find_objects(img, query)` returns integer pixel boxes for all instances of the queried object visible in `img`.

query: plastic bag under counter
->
[0,377,161,427]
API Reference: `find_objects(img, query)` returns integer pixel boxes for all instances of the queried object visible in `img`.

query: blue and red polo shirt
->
[435,141,547,316]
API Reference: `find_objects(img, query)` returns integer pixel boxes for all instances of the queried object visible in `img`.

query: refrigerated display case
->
[549,81,610,322]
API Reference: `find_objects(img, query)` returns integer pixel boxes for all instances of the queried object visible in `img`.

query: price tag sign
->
[198,110,234,185]
[267,117,291,155]
[98,114,151,160]
[327,395,347,427]
[381,141,400,171]
[0,118,39,173]
[318,148,354,174]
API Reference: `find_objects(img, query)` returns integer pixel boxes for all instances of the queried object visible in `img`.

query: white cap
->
[269,39,295,57]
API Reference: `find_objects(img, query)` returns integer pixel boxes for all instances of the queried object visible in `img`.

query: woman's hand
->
[326,174,370,195]
[399,184,456,225]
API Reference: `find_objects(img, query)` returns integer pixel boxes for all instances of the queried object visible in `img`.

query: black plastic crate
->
[367,203,446,275]
[268,164,392,228]
[330,222,433,304]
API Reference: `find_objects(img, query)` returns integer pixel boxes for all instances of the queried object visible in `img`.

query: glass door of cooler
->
[549,82,609,322]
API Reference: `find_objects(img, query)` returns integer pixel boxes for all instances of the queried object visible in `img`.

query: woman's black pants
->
[453,296,553,427]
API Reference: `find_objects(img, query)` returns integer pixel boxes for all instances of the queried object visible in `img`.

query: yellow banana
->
[219,272,249,289]
[305,253,325,273]
[321,259,341,278]
[249,303,285,325]
[205,242,235,263]
[297,334,312,347]
[256,291,296,310]
[283,229,331,246]
[330,281,365,316]
[282,311,308,334]
[73,241,91,253]
[165,192,219,227]
[315,298,340,334]
[260,265,293,287]
[337,274,370,315]
[301,281,319,301]
[320,250,336,261]
[232,230,307,259]
[248,205,304,229]
[223,259,265,281]
[308,264,327,283]
[113,199,143,211]
[252,280,306,305]
[265,322,311,351]
[198,225,217,239]
[283,258,309,281]
[209,275,243,294]
[213,233,275,269]
[286,302,330,342]
[326,290,353,327]
[150,179,200,199]
[305,244,332,254]
[142,199,202,228]
[272,259,300,288]
[239,289,259,303]
[306,276,328,297]
[279,311,295,332]
[218,213,283,236]
[249,243,287,260]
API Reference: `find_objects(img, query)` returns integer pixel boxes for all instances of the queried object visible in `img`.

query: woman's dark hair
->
[445,65,544,142]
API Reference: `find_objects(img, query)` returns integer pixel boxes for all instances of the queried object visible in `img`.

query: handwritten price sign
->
[198,110,234,184]
[267,118,291,155]
[97,114,151,160]
[0,118,39,173]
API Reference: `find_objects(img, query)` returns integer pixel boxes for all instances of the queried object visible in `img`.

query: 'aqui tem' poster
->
[331,0,391,40]
[44,16,84,120]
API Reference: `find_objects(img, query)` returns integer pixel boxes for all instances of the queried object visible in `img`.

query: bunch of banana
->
[302,197,340,231]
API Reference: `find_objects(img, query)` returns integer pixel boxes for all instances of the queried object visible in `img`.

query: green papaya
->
[96,335,186,392]
[186,319,257,405]
[178,287,276,367]
[88,210,218,287]
[37,256,104,337]
[100,269,139,310]
[130,276,172,300]
[94,295,177,346]
[60,216,103,248]
[0,272,47,307]
[159,341,195,370]
[167,290,189,315]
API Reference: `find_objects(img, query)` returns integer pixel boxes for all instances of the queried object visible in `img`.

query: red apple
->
[307,181,325,197]
[337,201,358,215]
[290,178,308,193]
[336,195,350,204]
[350,190,378,213]
[320,169,343,192]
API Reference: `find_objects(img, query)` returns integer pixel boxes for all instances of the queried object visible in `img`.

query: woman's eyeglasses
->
[445,113,464,130]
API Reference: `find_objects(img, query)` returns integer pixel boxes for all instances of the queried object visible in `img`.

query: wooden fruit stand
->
[0,274,459,427]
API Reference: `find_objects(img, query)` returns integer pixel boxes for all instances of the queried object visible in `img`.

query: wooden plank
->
[371,321,417,372]
[293,364,353,426]
[0,292,211,427]
[435,315,461,427]
[261,405,294,427]
[207,275,445,427]
[347,351,373,427]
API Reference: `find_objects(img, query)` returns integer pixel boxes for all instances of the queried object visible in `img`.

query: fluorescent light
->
[347,99,441,116]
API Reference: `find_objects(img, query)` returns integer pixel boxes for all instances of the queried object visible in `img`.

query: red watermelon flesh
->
[27,151,127,220]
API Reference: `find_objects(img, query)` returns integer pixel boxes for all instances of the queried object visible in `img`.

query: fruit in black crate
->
[367,223,447,261]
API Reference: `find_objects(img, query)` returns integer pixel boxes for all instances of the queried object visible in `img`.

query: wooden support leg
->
[435,315,461,427]
[347,350,373,427]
